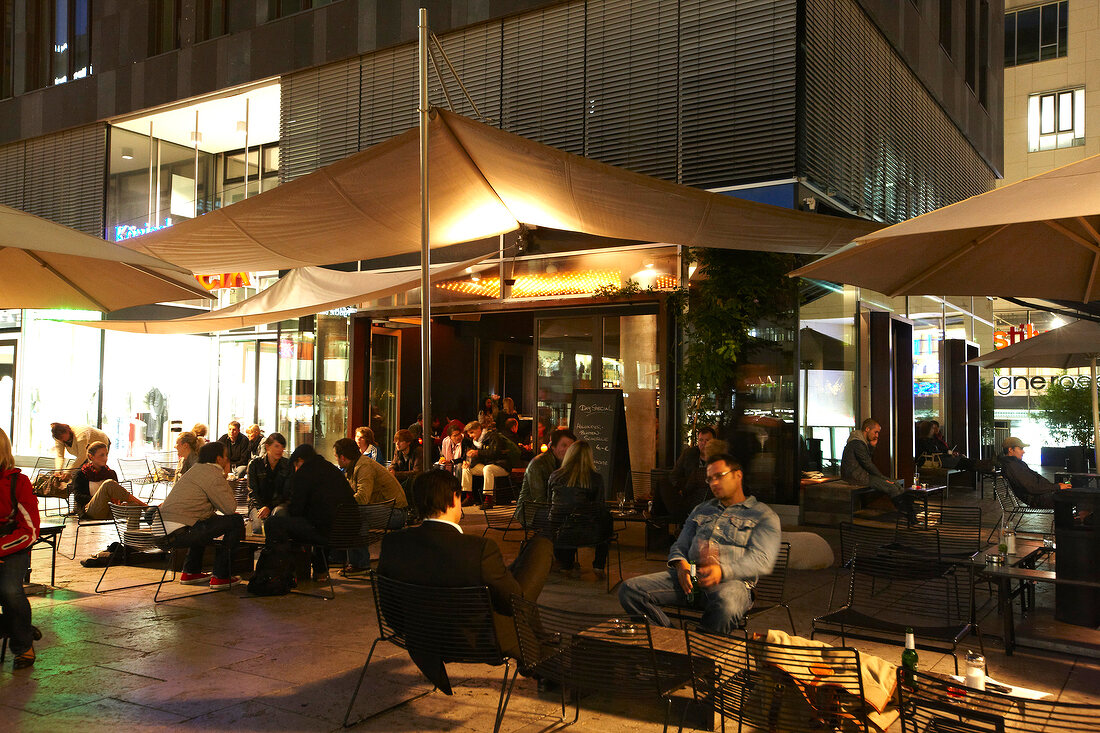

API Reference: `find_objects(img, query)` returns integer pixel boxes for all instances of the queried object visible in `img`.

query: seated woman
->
[437,424,465,473]
[478,395,499,424]
[191,423,209,449]
[247,432,292,527]
[389,429,423,483]
[915,420,976,471]
[547,440,612,578]
[175,431,199,478]
[71,442,147,520]
[354,426,381,462]
[245,424,264,459]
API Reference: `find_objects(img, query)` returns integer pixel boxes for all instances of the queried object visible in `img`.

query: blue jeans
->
[170,514,244,579]
[0,549,33,654]
[618,568,752,635]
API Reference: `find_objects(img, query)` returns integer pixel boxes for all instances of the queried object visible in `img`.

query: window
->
[1028,88,1084,151]
[269,0,336,20]
[1006,1,1067,67]
[1,1,12,98]
[197,0,227,42]
[149,0,179,56]
[939,0,953,55]
[21,1,91,91]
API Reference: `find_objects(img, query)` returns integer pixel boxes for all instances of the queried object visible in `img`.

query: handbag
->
[917,452,943,470]
[32,472,71,499]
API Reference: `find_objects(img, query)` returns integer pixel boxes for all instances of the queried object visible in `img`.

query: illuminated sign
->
[113,218,173,242]
[436,270,677,299]
[993,323,1041,349]
[196,273,252,290]
[995,374,1093,396]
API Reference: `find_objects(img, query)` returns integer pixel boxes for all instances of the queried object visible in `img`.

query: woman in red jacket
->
[0,427,40,669]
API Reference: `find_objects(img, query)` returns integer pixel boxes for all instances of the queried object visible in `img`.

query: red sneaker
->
[209,575,241,590]
[180,572,211,585]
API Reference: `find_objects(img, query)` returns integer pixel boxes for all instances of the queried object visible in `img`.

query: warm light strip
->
[435,270,677,298]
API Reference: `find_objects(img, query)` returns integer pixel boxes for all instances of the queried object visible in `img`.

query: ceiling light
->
[121,147,134,160]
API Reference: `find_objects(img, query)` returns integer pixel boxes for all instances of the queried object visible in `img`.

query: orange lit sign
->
[196,273,252,291]
[993,323,1040,349]
[435,270,677,299]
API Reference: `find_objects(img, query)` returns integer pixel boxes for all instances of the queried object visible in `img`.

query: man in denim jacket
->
[618,453,780,634]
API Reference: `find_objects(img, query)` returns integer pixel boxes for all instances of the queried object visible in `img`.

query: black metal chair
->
[343,572,516,730]
[60,478,136,559]
[94,505,225,603]
[988,474,1053,542]
[683,629,873,733]
[898,669,1100,732]
[661,542,797,635]
[548,501,622,592]
[511,596,692,730]
[897,505,986,559]
[295,500,395,600]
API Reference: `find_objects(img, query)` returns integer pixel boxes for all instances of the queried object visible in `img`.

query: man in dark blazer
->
[378,470,552,681]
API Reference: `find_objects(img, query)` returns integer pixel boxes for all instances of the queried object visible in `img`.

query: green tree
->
[1036,377,1096,448]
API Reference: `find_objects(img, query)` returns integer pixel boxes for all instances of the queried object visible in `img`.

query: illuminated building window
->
[1028,88,1084,152]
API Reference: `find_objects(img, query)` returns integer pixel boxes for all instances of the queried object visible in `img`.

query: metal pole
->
[1092,355,1099,472]
[418,7,432,457]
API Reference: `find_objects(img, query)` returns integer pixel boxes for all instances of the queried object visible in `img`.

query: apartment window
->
[149,0,179,56]
[1,1,11,98]
[1005,1,1068,67]
[22,0,92,91]
[197,0,227,41]
[1029,88,1085,151]
[269,0,336,20]
[939,0,952,55]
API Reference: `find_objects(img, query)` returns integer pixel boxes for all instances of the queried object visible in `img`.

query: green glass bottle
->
[902,627,919,686]
[685,562,698,603]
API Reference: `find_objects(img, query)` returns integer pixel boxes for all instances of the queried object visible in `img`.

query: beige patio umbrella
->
[0,203,211,311]
[966,319,1100,470]
[789,153,1100,302]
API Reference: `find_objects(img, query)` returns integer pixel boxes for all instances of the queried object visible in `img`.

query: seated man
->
[1000,436,1069,509]
[619,454,780,634]
[515,428,575,520]
[217,421,251,475]
[264,444,356,582]
[51,422,110,470]
[71,441,148,519]
[460,419,516,509]
[157,441,244,589]
[841,418,910,515]
[378,470,552,661]
[333,438,408,527]
[656,426,715,523]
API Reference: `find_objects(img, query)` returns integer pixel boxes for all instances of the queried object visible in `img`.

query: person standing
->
[618,454,780,634]
[0,428,40,669]
[840,418,911,516]
[50,422,110,470]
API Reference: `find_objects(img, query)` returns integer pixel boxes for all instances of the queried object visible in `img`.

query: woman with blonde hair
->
[175,431,199,478]
[546,441,611,578]
[191,423,208,448]
[0,427,41,669]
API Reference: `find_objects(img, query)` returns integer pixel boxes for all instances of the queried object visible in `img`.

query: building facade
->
[0,1,1003,503]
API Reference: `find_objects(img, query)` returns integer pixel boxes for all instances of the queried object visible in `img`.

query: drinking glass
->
[616,491,626,510]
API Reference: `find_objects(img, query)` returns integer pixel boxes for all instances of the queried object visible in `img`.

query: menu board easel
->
[569,388,632,499]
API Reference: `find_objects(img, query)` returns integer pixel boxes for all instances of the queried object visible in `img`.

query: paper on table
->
[948,674,1051,699]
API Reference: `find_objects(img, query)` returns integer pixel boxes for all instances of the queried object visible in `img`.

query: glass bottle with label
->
[902,627,919,686]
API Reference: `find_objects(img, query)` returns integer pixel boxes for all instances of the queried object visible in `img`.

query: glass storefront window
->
[799,283,858,470]
[101,331,214,457]
[315,314,350,458]
[370,330,399,463]
[277,329,314,451]
[276,315,349,455]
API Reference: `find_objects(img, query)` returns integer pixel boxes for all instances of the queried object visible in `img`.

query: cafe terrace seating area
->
[3,483,1099,732]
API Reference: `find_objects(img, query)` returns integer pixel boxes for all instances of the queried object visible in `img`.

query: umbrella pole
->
[419,8,432,458]
[1093,355,1099,474]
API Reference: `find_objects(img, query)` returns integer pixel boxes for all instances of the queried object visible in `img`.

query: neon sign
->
[113,217,173,242]
[993,323,1041,349]
[196,273,252,290]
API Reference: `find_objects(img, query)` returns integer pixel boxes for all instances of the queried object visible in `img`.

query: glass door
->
[536,316,598,432]
[0,341,15,438]
[370,328,399,463]
[217,340,257,431]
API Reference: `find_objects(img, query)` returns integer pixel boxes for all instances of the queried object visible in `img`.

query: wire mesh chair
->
[988,474,1054,542]
[684,629,873,733]
[31,458,75,517]
[343,572,516,730]
[511,596,692,730]
[480,503,525,542]
[548,501,622,592]
[94,505,223,603]
[296,500,395,600]
[148,459,179,502]
[897,505,986,559]
[117,458,157,502]
[662,542,797,635]
[898,669,1100,732]
[61,478,136,559]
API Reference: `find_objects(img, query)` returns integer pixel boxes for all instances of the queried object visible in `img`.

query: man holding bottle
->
[618,453,781,634]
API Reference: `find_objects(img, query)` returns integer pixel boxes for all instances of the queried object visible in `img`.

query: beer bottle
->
[902,627,919,686]
[685,562,698,603]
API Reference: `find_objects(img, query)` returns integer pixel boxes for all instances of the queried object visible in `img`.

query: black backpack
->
[247,542,296,596]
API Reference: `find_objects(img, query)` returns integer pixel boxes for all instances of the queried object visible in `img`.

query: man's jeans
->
[0,549,33,653]
[617,568,752,635]
[170,514,244,579]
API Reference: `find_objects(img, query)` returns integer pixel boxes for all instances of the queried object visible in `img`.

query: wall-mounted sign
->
[196,273,252,290]
[995,374,1093,396]
[113,217,173,242]
[994,323,1042,349]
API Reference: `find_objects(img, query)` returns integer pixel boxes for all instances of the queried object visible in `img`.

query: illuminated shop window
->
[1028,88,1084,152]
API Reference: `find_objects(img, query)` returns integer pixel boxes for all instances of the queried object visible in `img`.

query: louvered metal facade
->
[280,0,801,190]
[801,0,997,222]
[0,123,106,236]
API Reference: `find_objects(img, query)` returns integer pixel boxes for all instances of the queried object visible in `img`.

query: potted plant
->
[1036,378,1095,470]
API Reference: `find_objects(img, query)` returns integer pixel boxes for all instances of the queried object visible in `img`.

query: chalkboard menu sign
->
[570,389,632,499]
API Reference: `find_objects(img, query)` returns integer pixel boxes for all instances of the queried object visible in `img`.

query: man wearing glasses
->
[618,453,780,634]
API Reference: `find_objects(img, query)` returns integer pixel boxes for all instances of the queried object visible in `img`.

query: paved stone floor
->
[2,491,1098,732]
